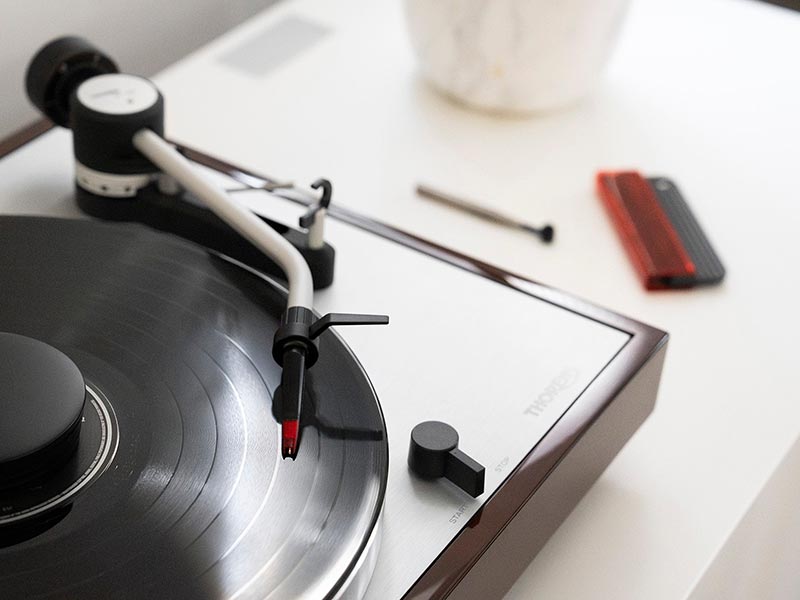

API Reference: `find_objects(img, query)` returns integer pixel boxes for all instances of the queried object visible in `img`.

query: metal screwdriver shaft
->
[416,184,554,243]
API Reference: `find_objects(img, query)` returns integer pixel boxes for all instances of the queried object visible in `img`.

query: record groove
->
[0,216,387,599]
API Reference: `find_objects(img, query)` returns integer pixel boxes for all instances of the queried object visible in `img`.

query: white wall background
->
[0,0,275,138]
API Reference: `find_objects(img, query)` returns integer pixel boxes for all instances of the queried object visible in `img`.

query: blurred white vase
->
[403,0,631,114]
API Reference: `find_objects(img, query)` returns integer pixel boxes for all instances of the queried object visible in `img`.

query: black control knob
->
[408,421,485,498]
[26,36,118,127]
[0,333,86,490]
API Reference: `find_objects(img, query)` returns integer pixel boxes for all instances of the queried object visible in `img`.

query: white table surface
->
[141,0,800,597]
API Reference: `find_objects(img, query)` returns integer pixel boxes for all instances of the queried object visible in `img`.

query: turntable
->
[0,38,667,599]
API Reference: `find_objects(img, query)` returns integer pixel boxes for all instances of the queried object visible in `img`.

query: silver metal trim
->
[75,161,153,198]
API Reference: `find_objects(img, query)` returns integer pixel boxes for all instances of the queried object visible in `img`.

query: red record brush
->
[596,171,725,290]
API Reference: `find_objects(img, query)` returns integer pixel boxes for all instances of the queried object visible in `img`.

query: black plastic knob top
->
[408,421,485,498]
[0,333,86,490]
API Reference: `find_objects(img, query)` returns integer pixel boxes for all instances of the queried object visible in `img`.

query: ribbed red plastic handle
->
[597,171,695,289]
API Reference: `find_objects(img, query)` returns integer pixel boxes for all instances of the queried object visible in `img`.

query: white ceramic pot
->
[404,0,631,114]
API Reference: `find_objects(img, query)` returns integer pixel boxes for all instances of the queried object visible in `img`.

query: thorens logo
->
[524,368,580,416]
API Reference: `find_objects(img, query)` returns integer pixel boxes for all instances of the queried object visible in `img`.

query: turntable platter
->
[0,217,387,599]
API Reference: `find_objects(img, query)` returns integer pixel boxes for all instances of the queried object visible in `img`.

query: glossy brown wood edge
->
[401,329,666,597]
[446,341,667,600]
[0,118,53,160]
[176,144,663,334]
[174,144,669,599]
[0,122,649,335]
[1,128,668,599]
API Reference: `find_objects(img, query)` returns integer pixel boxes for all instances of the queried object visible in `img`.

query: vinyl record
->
[0,216,387,599]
